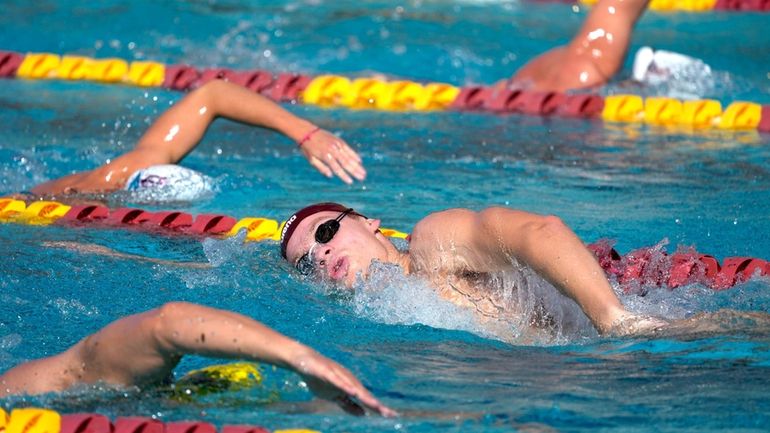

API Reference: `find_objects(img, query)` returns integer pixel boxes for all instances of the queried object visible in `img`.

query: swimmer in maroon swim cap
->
[281,202,667,337]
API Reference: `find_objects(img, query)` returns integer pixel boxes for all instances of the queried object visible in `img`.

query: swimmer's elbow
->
[479,208,571,250]
[151,301,198,351]
[478,207,567,234]
[523,215,570,241]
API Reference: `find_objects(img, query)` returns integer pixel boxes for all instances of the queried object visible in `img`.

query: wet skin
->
[284,207,661,336]
[508,0,650,92]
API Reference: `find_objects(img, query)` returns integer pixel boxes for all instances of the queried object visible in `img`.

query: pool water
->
[2,1,770,432]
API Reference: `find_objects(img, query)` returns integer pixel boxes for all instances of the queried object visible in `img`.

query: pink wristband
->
[297,127,321,147]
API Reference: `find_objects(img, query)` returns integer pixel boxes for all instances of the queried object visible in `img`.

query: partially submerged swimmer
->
[507,0,649,92]
[29,79,366,199]
[280,203,665,336]
[0,302,395,417]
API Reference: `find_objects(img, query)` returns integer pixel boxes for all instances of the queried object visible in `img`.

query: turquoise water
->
[2,1,770,432]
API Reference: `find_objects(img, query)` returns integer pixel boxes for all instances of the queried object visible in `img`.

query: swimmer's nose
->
[369,218,381,232]
[316,246,332,267]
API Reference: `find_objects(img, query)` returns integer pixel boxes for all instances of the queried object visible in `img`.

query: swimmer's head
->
[124,164,214,202]
[281,202,392,287]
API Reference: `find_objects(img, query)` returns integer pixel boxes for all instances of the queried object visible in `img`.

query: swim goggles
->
[295,208,355,276]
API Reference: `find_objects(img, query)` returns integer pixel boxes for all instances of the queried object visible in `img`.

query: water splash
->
[201,229,249,267]
[177,230,254,290]
[348,261,597,345]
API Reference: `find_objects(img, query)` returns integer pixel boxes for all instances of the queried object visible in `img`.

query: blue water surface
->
[2,1,770,432]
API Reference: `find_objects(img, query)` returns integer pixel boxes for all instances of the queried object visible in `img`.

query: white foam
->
[350,260,597,345]
[630,46,717,100]
[351,262,493,338]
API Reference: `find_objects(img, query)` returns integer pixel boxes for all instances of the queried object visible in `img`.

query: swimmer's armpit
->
[41,241,211,269]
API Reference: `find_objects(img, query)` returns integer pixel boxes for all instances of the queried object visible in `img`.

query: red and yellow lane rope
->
[0,50,768,133]
[0,406,318,433]
[0,197,409,241]
[579,0,769,12]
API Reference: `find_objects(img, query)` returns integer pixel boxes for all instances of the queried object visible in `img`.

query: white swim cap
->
[632,46,711,85]
[124,164,214,202]
[631,46,714,99]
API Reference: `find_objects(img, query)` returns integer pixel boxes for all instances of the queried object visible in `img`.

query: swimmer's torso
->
[406,209,555,329]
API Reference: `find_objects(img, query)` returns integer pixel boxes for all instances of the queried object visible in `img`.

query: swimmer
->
[280,203,666,337]
[507,0,650,92]
[29,79,366,199]
[0,302,395,417]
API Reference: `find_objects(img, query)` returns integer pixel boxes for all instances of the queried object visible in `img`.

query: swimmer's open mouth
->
[329,256,349,281]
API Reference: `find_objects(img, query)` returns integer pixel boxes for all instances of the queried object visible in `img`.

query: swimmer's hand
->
[299,128,366,185]
[289,347,397,417]
[607,313,669,337]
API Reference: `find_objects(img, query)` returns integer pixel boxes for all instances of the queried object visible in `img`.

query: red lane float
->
[715,0,770,10]
[8,409,314,433]
[0,51,23,78]
[587,241,770,292]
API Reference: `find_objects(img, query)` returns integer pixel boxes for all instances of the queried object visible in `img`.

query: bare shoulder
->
[410,208,477,243]
[410,207,543,249]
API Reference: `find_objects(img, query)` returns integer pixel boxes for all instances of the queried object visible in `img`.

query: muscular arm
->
[0,302,393,416]
[510,0,650,91]
[411,208,627,333]
[32,80,364,195]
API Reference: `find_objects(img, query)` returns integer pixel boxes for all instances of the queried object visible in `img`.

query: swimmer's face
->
[285,210,390,288]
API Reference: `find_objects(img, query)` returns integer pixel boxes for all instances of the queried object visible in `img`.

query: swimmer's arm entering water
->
[32,80,365,195]
[508,0,650,91]
[131,80,365,184]
[0,302,395,417]
[410,207,653,335]
[42,241,210,269]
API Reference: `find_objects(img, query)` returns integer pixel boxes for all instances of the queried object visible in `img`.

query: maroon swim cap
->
[280,202,351,260]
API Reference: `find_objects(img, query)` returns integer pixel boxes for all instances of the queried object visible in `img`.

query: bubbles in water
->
[0,334,22,350]
[201,229,248,267]
[48,298,100,319]
[176,230,253,290]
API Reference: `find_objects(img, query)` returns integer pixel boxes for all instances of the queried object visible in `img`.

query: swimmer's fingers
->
[335,139,367,181]
[294,351,397,417]
[301,130,365,183]
[335,136,362,163]
[308,156,334,179]
[325,154,354,185]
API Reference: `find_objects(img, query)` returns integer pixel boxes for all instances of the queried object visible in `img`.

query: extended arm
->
[0,302,393,416]
[132,80,365,184]
[32,80,364,195]
[509,0,650,91]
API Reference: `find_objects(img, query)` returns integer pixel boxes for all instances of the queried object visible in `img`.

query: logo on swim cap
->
[279,202,354,260]
[280,215,297,243]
